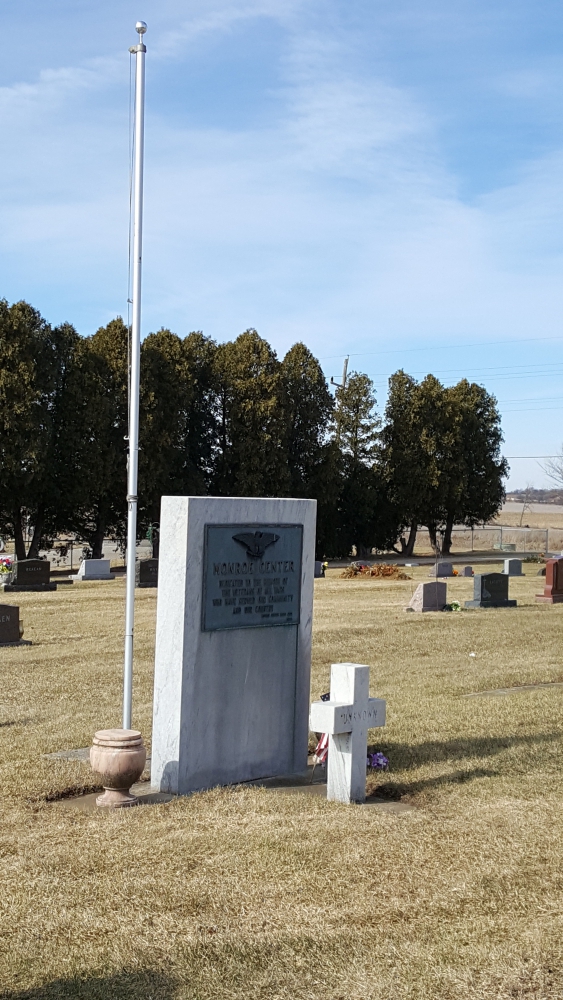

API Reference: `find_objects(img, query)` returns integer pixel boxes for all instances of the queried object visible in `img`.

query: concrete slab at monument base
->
[58,763,414,814]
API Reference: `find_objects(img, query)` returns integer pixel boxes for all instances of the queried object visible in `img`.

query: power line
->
[319,335,563,362]
[333,362,563,378]
[502,406,563,413]
[360,370,563,388]
[498,394,563,403]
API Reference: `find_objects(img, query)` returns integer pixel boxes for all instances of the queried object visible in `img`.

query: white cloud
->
[153,0,308,59]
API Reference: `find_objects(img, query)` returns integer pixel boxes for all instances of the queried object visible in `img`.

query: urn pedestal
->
[90,729,146,808]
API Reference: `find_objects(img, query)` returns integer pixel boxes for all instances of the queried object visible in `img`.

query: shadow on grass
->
[369,731,560,772]
[370,766,500,800]
[0,719,32,729]
[0,969,174,999]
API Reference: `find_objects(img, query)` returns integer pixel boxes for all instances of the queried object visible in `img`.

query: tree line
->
[0,299,508,560]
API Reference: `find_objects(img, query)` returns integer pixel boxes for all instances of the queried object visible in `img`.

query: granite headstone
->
[465,573,516,608]
[137,558,158,588]
[536,557,563,604]
[429,561,454,578]
[72,559,112,581]
[0,604,21,644]
[503,558,523,576]
[2,559,56,592]
[407,581,447,612]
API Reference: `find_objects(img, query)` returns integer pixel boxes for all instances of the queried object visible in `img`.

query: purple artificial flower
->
[366,752,389,770]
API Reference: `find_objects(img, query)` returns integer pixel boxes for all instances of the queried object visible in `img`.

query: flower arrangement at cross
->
[367,751,389,770]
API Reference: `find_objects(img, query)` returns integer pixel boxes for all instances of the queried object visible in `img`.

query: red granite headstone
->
[536,558,563,604]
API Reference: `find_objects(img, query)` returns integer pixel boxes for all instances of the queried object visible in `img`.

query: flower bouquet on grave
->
[310,692,330,781]
[366,751,389,772]
[0,557,14,585]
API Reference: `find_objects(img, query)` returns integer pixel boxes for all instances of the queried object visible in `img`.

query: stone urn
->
[90,729,146,808]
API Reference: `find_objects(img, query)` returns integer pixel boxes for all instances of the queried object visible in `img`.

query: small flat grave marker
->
[536,557,563,604]
[465,573,516,609]
[309,663,386,804]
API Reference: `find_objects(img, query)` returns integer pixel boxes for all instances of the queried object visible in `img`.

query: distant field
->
[0,569,561,998]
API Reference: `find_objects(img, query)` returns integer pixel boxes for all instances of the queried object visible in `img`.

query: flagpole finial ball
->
[136,21,147,34]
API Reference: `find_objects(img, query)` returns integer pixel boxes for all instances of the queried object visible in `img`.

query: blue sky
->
[1,0,563,488]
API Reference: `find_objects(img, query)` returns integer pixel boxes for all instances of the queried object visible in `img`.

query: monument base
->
[536,594,563,603]
[465,599,517,608]
[1,583,57,592]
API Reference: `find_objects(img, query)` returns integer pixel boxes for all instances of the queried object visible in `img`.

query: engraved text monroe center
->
[202,524,303,631]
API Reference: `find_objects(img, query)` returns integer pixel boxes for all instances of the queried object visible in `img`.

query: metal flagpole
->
[123,20,147,730]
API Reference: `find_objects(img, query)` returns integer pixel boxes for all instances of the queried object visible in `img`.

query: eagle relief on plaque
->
[202,524,303,631]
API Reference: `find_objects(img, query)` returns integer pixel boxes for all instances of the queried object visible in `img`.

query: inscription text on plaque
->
[202,523,303,631]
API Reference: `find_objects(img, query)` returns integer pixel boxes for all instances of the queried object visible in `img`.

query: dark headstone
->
[314,561,325,578]
[465,573,516,609]
[2,559,56,592]
[0,604,21,644]
[536,558,563,603]
[537,567,546,576]
[136,558,158,588]
[503,558,523,576]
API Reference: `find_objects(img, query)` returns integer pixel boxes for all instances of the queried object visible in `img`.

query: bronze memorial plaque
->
[202,523,303,631]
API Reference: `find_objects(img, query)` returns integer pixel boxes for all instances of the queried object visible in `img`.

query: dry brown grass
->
[0,569,562,999]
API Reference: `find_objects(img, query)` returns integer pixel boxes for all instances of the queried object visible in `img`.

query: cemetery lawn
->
[0,566,562,999]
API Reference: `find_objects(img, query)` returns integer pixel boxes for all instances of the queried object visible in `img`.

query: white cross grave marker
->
[309,662,386,804]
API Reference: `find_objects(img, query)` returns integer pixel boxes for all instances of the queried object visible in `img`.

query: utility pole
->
[331,356,349,445]
[123,20,147,730]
